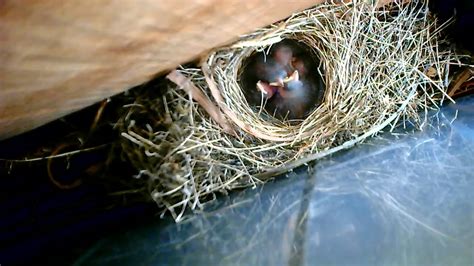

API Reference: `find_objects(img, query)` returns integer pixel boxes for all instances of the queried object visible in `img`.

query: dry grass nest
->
[117,1,461,221]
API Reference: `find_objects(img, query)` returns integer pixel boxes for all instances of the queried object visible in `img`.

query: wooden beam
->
[0,0,322,139]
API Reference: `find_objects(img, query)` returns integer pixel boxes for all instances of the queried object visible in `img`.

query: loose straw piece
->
[166,70,236,136]
[448,68,473,97]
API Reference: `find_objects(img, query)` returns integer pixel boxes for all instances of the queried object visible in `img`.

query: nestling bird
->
[240,39,325,120]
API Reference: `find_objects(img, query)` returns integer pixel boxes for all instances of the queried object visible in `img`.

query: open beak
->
[257,70,300,99]
[257,81,276,98]
[283,70,299,83]
[269,70,299,87]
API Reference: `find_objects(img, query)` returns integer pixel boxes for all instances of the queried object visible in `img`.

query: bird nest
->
[118,1,456,221]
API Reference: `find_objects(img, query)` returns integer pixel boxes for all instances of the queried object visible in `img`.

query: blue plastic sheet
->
[76,96,474,266]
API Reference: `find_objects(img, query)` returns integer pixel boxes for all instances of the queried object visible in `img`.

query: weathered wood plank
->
[0,0,322,139]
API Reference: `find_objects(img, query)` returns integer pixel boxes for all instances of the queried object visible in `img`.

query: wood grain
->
[0,0,322,139]
[1,1,403,140]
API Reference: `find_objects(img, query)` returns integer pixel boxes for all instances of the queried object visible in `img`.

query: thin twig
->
[0,143,111,163]
[167,70,236,136]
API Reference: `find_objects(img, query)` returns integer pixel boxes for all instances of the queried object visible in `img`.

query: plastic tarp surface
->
[76,96,474,266]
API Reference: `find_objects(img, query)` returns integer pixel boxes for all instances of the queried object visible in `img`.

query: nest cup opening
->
[237,38,326,123]
[205,32,332,143]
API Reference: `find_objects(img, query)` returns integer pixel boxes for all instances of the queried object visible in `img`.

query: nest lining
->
[118,1,458,221]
